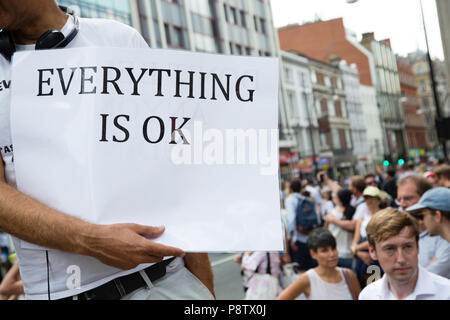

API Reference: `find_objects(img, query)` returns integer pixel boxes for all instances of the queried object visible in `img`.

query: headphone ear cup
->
[35,30,65,50]
[0,30,16,61]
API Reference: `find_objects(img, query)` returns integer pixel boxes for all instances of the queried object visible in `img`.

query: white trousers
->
[121,257,214,300]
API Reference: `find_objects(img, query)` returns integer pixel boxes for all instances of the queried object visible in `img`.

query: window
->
[253,15,258,31]
[332,128,341,149]
[298,72,305,87]
[320,133,329,149]
[316,72,324,85]
[223,4,228,22]
[324,75,331,87]
[341,101,347,118]
[331,77,337,88]
[284,67,293,82]
[320,98,328,115]
[335,100,342,117]
[260,18,266,34]
[311,70,317,84]
[240,10,246,27]
[327,99,335,116]
[230,7,238,24]
[235,44,242,55]
[288,91,298,118]
[345,130,352,149]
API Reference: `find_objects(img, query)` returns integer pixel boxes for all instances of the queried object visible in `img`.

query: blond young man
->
[359,208,450,300]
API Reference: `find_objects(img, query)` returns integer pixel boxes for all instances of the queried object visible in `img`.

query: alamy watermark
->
[170,121,279,176]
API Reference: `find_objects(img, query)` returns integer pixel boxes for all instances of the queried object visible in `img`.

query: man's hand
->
[80,224,185,270]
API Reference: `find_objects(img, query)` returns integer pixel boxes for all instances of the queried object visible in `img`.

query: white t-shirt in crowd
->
[305,267,353,300]
[0,15,151,300]
[327,209,352,259]
[359,266,450,300]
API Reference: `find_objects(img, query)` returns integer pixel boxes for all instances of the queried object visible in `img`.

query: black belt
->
[59,257,176,300]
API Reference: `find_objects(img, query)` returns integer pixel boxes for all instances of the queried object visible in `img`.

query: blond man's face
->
[369,226,418,284]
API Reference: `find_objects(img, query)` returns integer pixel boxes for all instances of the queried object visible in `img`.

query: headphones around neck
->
[0,6,79,62]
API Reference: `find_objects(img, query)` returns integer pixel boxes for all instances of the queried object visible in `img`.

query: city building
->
[57,0,133,25]
[436,0,450,118]
[280,51,319,179]
[335,57,370,174]
[397,56,428,162]
[407,50,442,157]
[360,33,406,160]
[309,56,354,179]
[277,18,383,170]
[58,0,298,165]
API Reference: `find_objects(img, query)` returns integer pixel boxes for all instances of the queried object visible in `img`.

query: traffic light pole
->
[420,0,448,159]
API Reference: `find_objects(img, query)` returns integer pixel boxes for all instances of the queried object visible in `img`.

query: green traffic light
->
[398,159,405,165]
[383,160,390,166]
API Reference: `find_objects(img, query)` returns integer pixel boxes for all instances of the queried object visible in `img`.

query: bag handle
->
[342,268,358,300]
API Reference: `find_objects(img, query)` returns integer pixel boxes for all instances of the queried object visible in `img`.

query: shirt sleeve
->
[426,238,450,278]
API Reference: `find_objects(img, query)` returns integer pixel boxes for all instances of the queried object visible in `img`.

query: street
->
[209,253,245,300]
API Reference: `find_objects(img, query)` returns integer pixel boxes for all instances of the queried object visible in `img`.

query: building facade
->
[280,51,319,179]
[408,51,440,154]
[360,33,406,161]
[336,58,370,174]
[309,58,354,180]
[397,56,428,161]
[58,0,132,25]
[277,18,382,170]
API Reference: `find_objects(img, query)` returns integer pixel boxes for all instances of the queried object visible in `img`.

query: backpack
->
[294,195,318,231]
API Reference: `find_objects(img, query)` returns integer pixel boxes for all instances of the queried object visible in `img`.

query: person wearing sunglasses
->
[407,187,450,243]
[397,176,450,278]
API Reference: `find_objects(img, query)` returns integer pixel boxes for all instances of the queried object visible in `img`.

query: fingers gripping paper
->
[10,47,283,251]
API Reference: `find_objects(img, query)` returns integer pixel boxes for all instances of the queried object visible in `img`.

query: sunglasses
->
[411,213,424,221]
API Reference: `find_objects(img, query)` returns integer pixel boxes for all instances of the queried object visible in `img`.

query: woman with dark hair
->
[277,228,360,300]
[324,189,355,269]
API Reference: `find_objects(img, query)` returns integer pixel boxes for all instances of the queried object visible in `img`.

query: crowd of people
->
[237,161,450,300]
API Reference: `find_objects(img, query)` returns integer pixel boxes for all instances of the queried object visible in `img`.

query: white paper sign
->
[10,47,282,251]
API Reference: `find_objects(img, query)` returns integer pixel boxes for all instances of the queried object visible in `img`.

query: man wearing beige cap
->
[352,186,383,288]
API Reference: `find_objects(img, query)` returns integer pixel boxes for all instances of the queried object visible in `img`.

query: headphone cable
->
[46,250,51,300]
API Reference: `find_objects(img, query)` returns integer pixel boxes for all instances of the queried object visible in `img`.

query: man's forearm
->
[0,182,92,255]
[183,253,215,298]
[334,219,356,232]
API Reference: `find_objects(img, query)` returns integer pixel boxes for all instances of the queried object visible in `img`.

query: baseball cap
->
[363,186,381,198]
[406,187,450,212]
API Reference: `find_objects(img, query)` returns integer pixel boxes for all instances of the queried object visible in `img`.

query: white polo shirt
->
[359,266,450,300]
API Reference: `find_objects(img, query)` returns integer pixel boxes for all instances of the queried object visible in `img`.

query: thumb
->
[131,224,165,238]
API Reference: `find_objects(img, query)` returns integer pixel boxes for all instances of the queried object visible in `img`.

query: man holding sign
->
[0,0,215,300]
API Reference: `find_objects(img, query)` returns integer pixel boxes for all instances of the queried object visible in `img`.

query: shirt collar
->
[380,266,436,299]
[419,230,428,239]
[408,266,437,299]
